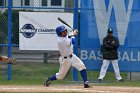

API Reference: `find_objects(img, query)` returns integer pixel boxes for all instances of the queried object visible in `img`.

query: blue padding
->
[83,61,140,72]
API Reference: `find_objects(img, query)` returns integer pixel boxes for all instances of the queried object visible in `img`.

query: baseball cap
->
[107,28,113,33]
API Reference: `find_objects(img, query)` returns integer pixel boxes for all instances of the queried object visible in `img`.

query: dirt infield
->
[0,85,140,93]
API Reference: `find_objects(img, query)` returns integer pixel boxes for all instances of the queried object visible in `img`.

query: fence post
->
[44,53,48,63]
[73,0,79,81]
[7,0,12,80]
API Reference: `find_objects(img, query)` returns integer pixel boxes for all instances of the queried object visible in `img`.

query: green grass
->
[99,81,140,86]
[0,62,73,85]
[0,62,140,87]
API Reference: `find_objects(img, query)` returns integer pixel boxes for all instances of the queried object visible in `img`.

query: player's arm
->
[103,38,113,49]
[112,38,119,49]
[65,36,75,46]
[69,29,78,37]
[68,34,76,45]
[70,37,76,45]
[67,29,78,45]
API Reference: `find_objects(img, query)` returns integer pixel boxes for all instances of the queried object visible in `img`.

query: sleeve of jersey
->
[70,37,75,45]
[65,37,75,46]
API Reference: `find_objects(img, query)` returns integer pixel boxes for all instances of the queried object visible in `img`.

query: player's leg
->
[111,60,124,82]
[55,58,71,80]
[71,54,90,88]
[98,59,110,80]
[45,57,71,86]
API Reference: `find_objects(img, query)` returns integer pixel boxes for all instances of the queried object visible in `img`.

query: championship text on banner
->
[80,0,140,71]
[19,12,73,50]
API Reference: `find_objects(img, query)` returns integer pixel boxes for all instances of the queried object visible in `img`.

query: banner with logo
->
[80,0,140,71]
[19,12,73,50]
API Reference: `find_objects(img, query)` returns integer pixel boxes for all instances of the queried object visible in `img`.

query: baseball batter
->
[44,26,90,88]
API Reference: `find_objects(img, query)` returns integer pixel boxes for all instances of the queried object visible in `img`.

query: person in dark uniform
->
[98,28,124,82]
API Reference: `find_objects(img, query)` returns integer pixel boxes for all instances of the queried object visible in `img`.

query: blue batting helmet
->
[56,26,67,36]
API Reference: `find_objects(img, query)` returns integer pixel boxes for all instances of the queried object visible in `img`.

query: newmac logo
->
[20,24,37,38]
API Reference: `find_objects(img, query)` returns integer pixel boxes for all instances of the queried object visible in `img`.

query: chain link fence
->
[0,0,129,84]
[0,0,75,62]
[0,0,81,83]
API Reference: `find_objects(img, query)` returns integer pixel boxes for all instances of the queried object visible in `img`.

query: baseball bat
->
[57,17,78,36]
[57,17,73,29]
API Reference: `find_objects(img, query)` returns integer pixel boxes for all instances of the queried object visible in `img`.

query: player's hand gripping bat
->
[57,17,78,36]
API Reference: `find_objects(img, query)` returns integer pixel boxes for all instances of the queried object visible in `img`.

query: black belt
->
[64,54,73,59]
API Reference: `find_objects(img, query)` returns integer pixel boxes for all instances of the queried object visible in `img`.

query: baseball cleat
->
[118,79,124,82]
[98,79,103,82]
[84,81,90,88]
[44,77,51,86]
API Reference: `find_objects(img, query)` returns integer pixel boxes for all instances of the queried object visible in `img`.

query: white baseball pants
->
[56,54,86,80]
[98,59,122,80]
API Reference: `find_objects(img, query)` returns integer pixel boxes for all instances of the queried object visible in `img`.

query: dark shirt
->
[102,35,119,60]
